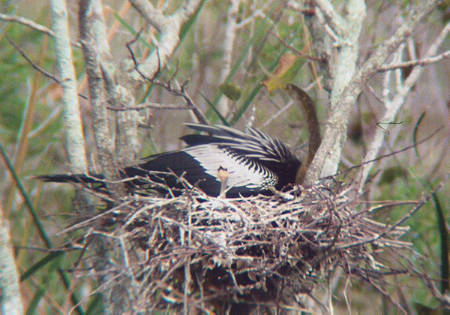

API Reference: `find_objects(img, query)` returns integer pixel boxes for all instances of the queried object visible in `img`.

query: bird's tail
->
[36,174,105,185]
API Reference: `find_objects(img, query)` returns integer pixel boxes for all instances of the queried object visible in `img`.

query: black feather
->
[38,124,301,198]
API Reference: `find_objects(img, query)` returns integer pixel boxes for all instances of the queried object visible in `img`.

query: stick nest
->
[76,178,411,313]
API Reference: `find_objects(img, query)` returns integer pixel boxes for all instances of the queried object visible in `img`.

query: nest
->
[72,178,412,314]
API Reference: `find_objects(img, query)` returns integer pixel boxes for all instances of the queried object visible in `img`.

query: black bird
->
[39,124,301,198]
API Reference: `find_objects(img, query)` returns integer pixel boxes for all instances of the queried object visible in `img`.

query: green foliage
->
[219,82,242,101]
[375,173,447,309]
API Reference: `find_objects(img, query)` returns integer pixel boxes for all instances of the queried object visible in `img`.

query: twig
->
[107,103,191,111]
[269,30,325,61]
[126,37,209,124]
[338,182,443,249]
[312,0,347,37]
[358,22,450,191]
[0,13,80,48]
[345,126,443,173]
[6,36,88,100]
[378,50,450,72]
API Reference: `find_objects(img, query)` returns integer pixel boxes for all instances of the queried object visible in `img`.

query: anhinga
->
[39,85,320,198]
[39,123,301,198]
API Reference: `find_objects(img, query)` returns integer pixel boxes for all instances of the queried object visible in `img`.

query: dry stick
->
[343,126,443,173]
[285,84,321,184]
[0,12,80,47]
[5,37,88,100]
[107,103,191,111]
[126,35,209,125]
[338,182,443,250]
[378,50,450,72]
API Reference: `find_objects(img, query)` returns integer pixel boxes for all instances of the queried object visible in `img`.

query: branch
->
[378,50,450,72]
[339,181,444,249]
[79,0,118,183]
[79,3,133,312]
[107,102,192,111]
[216,0,240,116]
[50,0,88,174]
[6,36,88,100]
[128,0,166,31]
[0,12,54,35]
[358,22,450,191]
[312,0,347,37]
[304,0,366,184]
[0,12,80,47]
[304,0,441,184]
[129,0,204,81]
[0,207,24,315]
[126,38,208,124]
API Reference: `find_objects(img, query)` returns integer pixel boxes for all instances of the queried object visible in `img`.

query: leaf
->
[262,53,303,92]
[219,82,242,101]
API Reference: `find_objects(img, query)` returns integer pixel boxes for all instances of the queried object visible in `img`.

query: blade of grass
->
[4,33,47,217]
[230,42,295,125]
[200,92,228,125]
[413,111,426,159]
[112,12,153,49]
[86,293,104,314]
[0,142,85,315]
[205,35,256,122]
[26,253,66,315]
[412,113,448,293]
[431,192,449,293]
[26,283,47,315]
[179,0,206,42]
[20,250,66,282]
[1,142,51,247]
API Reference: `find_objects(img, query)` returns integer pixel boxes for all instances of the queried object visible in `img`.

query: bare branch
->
[359,2,443,80]
[6,36,88,100]
[216,0,240,116]
[313,0,347,37]
[50,0,88,174]
[0,207,24,315]
[358,22,450,191]
[79,0,117,181]
[0,12,53,35]
[0,12,80,47]
[126,39,209,124]
[6,37,59,83]
[107,103,191,111]
[128,0,167,31]
[305,0,441,184]
[129,0,204,81]
[378,50,450,72]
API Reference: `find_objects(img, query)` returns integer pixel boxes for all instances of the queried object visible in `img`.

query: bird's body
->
[39,124,301,198]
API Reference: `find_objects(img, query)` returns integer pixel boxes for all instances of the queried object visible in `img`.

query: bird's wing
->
[183,123,298,165]
[185,144,276,189]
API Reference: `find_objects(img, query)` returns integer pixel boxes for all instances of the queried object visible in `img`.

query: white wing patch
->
[185,145,276,189]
